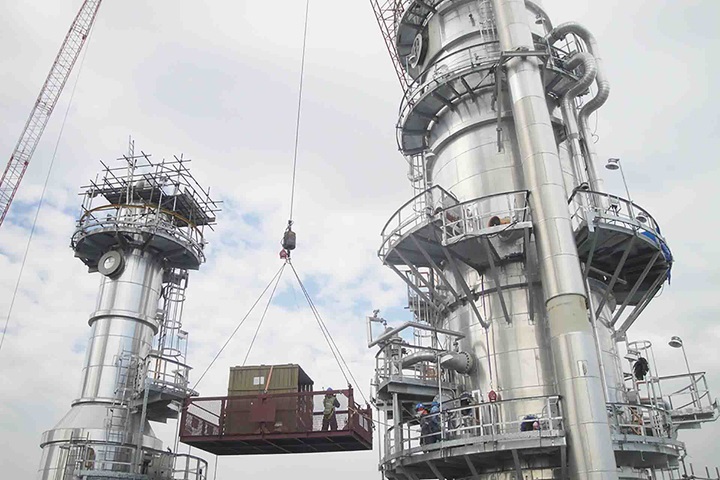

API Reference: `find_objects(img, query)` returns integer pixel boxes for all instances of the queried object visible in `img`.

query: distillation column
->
[38,152,217,480]
[371,0,621,478]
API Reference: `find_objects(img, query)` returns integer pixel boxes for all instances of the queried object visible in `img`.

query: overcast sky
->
[0,0,718,478]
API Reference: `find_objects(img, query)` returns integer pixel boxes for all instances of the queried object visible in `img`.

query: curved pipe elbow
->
[562,52,598,109]
[400,352,438,369]
[579,77,610,132]
[400,351,475,375]
[546,22,610,129]
[545,22,598,53]
[440,352,475,375]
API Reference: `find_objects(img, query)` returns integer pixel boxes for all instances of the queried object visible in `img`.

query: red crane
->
[0,0,103,228]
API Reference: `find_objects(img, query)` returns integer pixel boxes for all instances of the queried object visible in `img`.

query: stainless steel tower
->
[38,150,218,480]
[368,1,718,479]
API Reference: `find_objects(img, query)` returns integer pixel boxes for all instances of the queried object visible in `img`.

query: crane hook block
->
[282,228,297,251]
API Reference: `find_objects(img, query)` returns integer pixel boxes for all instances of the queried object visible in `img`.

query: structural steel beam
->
[442,247,489,329]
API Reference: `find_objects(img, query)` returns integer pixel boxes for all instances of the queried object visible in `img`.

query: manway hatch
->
[179,365,372,455]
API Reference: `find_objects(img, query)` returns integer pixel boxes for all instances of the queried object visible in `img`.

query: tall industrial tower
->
[368,1,718,479]
[38,151,218,480]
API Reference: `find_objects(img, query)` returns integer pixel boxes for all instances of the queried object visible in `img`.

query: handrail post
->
[219,398,226,436]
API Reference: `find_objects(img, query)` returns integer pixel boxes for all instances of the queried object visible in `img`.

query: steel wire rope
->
[290,263,351,386]
[287,0,311,225]
[171,263,287,456]
[0,24,96,357]
[203,265,286,478]
[242,263,286,366]
[191,263,285,390]
[288,261,369,405]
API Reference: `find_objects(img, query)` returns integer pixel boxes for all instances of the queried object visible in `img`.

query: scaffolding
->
[72,152,220,271]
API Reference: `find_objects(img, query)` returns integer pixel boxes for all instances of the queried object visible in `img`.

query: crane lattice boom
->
[369,0,410,91]
[0,0,103,228]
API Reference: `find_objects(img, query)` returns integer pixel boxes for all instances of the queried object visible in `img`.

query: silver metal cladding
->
[492,0,617,477]
[77,249,164,403]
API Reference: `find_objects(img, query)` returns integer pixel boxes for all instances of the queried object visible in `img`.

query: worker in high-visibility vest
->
[321,388,341,431]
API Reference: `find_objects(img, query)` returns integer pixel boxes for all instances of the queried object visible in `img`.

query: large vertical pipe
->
[546,22,610,193]
[38,248,164,480]
[490,1,617,478]
[561,52,597,189]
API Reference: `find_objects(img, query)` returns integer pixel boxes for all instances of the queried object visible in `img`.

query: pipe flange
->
[98,250,124,278]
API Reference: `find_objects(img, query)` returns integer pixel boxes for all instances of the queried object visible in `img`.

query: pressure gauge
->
[98,250,124,278]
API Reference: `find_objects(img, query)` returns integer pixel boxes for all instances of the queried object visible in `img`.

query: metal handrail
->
[606,402,673,439]
[173,453,209,480]
[383,395,563,460]
[180,389,372,441]
[375,342,448,387]
[73,203,206,261]
[569,190,664,240]
[441,190,531,244]
[146,353,196,396]
[396,40,583,148]
[379,185,458,257]
[70,442,139,474]
[659,372,716,412]
[398,39,500,113]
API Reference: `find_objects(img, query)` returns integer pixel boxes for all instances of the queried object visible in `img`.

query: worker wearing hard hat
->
[321,388,341,431]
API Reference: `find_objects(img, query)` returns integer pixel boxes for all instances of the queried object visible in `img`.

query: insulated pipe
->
[561,52,598,188]
[546,22,610,192]
[401,351,474,375]
[401,351,438,369]
[368,321,464,348]
[440,351,474,375]
[491,1,618,478]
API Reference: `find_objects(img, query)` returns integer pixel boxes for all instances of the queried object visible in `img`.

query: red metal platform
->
[179,388,373,455]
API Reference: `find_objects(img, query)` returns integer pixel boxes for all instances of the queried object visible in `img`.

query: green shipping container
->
[225,364,315,435]
[227,364,314,396]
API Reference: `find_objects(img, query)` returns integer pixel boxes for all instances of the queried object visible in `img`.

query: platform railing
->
[440,190,530,245]
[379,185,458,258]
[69,442,138,475]
[383,395,563,460]
[180,389,372,444]
[146,353,196,397]
[397,40,500,119]
[569,190,663,240]
[173,453,208,480]
[606,402,673,438]
[658,372,718,417]
[73,203,206,261]
[374,343,446,389]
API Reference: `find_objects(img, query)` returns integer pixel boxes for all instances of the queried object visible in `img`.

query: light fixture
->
[606,158,620,170]
[535,15,544,25]
[636,214,647,223]
[668,336,683,348]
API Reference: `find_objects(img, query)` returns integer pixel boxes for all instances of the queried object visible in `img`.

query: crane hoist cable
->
[242,264,286,366]
[281,0,310,257]
[200,264,285,480]
[288,261,370,405]
[0,24,96,357]
[192,263,286,390]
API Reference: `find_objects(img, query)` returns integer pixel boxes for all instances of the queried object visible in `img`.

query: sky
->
[0,0,718,478]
